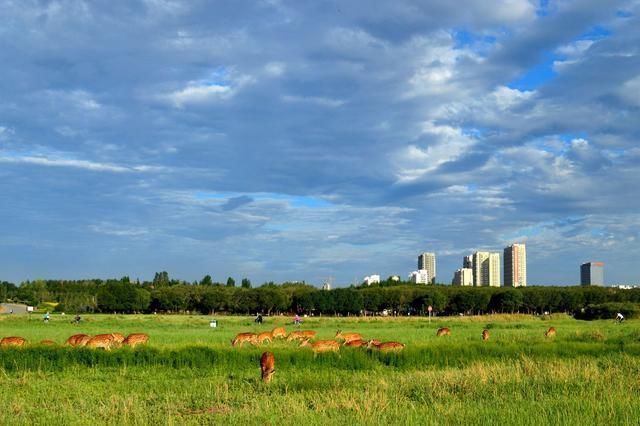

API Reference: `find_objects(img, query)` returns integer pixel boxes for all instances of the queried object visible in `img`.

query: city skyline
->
[1,2,639,286]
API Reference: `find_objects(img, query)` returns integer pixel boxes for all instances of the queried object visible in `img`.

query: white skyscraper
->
[504,243,527,287]
[417,252,436,284]
[452,268,473,286]
[472,251,501,287]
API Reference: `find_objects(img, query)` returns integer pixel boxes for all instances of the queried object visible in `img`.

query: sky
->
[1,0,639,286]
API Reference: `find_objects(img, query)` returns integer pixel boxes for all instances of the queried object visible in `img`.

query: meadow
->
[1,313,639,425]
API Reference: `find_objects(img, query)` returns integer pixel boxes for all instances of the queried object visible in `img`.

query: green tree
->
[200,275,213,286]
[153,271,170,287]
[241,278,251,288]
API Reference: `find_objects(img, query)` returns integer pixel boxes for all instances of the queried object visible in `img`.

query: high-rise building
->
[504,243,527,287]
[452,268,473,286]
[363,275,381,286]
[409,269,430,284]
[472,251,501,287]
[463,255,473,269]
[581,262,604,286]
[418,252,436,284]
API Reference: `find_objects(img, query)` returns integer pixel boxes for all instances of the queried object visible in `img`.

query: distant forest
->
[2,273,639,319]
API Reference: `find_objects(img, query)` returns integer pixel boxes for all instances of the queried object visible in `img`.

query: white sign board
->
[27,306,34,312]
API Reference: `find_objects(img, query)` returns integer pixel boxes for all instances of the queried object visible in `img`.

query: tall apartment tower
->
[417,252,436,284]
[504,243,527,287]
[472,251,501,287]
[452,268,473,286]
[581,262,604,286]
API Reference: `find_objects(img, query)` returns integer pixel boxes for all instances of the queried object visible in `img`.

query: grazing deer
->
[288,330,318,341]
[260,351,275,382]
[272,327,287,339]
[123,333,150,348]
[301,330,317,339]
[368,341,405,352]
[436,327,451,337]
[40,339,57,346]
[482,329,490,341]
[86,334,116,350]
[300,339,340,353]
[65,334,92,347]
[0,336,27,347]
[545,327,557,338]
[335,330,363,344]
[231,332,258,347]
[258,332,273,345]
[110,332,126,344]
[345,339,367,348]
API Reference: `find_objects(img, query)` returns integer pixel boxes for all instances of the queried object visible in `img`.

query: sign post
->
[428,305,432,324]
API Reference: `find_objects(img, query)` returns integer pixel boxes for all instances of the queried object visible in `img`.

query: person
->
[616,312,625,323]
[294,313,301,326]
[43,311,50,323]
[74,314,81,324]
[255,313,263,324]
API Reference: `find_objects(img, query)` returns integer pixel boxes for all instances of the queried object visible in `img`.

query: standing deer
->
[482,329,490,341]
[436,327,451,337]
[0,336,27,347]
[301,330,317,340]
[545,327,557,338]
[86,334,116,350]
[271,327,287,339]
[258,332,273,345]
[260,351,275,382]
[286,331,306,341]
[232,332,258,347]
[123,333,150,348]
[65,334,91,347]
[335,330,363,344]
[300,339,340,353]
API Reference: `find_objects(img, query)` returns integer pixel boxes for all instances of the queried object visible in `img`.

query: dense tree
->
[200,275,213,286]
[241,278,251,288]
[153,271,170,287]
[226,277,236,287]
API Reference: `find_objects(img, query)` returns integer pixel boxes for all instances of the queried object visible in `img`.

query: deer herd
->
[2,322,559,385]
[0,332,149,349]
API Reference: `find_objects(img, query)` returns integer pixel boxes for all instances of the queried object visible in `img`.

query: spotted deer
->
[482,329,490,341]
[231,332,258,347]
[545,327,557,338]
[271,327,287,339]
[436,327,451,337]
[345,339,367,348]
[110,332,126,344]
[301,330,317,340]
[286,331,306,341]
[367,341,405,352]
[65,334,92,347]
[335,330,363,344]
[40,339,57,346]
[123,333,150,348]
[86,334,116,350]
[258,332,273,345]
[260,351,275,382]
[0,336,27,347]
[300,339,340,353]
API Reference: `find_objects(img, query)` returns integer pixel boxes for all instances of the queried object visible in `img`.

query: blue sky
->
[1,0,639,286]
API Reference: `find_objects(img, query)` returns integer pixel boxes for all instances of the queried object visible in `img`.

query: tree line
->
[2,274,639,319]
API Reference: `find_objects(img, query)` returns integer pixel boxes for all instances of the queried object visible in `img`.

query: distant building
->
[409,269,430,284]
[472,251,501,287]
[504,243,527,287]
[418,252,437,284]
[581,262,604,286]
[363,275,381,286]
[463,255,473,269]
[452,268,473,286]
[390,275,400,282]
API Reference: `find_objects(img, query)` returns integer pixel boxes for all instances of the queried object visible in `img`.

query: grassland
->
[1,313,639,425]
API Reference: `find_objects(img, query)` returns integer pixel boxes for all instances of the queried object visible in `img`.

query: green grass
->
[1,313,639,425]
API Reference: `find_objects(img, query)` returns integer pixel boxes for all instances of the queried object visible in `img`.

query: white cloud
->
[281,95,346,107]
[0,153,166,173]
